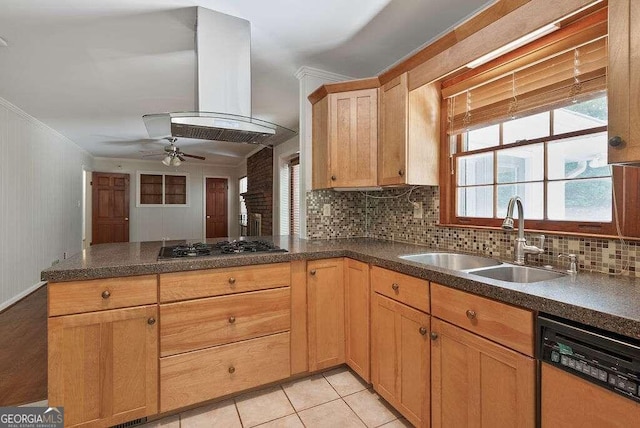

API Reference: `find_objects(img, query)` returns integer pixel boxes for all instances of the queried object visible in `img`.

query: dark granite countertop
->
[42,236,640,340]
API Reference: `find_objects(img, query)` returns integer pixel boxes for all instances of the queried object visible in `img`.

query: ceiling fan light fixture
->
[170,156,181,167]
[162,155,172,166]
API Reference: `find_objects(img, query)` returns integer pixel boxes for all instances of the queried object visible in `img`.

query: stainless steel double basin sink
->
[399,252,566,284]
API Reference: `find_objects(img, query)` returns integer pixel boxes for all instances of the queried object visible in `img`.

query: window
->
[438,8,640,236]
[239,176,248,234]
[289,156,300,236]
[137,172,189,206]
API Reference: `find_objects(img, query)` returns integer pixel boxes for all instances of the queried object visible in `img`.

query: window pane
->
[457,186,493,218]
[457,153,493,186]
[547,178,612,221]
[466,124,499,151]
[547,133,610,180]
[554,96,607,134]
[165,175,186,205]
[497,143,544,183]
[496,183,544,219]
[503,112,550,144]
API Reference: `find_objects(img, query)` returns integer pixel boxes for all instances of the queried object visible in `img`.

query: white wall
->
[91,158,241,242]
[0,97,93,310]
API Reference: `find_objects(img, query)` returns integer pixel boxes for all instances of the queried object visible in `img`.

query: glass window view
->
[455,95,610,222]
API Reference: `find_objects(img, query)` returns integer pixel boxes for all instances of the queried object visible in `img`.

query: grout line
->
[232,398,245,428]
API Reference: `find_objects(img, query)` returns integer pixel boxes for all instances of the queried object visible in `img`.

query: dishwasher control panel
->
[539,314,640,403]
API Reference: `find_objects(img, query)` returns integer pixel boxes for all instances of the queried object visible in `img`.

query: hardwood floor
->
[0,285,47,406]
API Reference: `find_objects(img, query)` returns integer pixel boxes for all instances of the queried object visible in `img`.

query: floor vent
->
[111,417,147,428]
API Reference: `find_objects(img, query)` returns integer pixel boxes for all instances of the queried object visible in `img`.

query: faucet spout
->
[502,196,544,265]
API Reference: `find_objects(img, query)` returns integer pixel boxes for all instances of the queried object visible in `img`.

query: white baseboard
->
[0,281,46,312]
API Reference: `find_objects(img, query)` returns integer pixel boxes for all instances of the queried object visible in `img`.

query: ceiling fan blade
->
[182,153,206,160]
[177,155,186,162]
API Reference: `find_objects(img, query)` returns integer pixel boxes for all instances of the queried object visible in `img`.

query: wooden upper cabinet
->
[307,258,345,371]
[608,0,640,164]
[379,72,440,186]
[312,89,378,189]
[431,318,535,428]
[344,258,370,382]
[48,306,158,428]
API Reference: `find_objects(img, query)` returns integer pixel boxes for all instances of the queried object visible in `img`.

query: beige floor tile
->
[323,367,369,397]
[143,414,180,428]
[235,385,295,427]
[282,374,340,411]
[254,413,304,428]
[180,399,241,428]
[379,418,414,427]
[298,399,366,428]
[344,389,400,428]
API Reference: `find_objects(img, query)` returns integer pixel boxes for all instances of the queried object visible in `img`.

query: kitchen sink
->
[399,252,503,271]
[470,265,566,283]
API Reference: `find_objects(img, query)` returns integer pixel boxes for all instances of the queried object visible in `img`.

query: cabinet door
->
[431,318,535,428]
[308,258,345,371]
[371,294,430,427]
[379,73,408,185]
[608,0,640,164]
[329,89,378,187]
[312,96,330,189]
[344,258,370,382]
[48,306,158,428]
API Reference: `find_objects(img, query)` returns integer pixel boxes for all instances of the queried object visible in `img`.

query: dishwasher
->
[538,314,640,427]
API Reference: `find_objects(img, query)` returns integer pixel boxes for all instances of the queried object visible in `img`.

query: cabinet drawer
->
[160,288,291,356]
[48,275,157,316]
[160,332,291,412]
[431,283,534,356]
[371,266,429,313]
[160,263,291,302]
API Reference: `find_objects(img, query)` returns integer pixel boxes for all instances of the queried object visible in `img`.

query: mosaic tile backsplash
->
[306,186,639,277]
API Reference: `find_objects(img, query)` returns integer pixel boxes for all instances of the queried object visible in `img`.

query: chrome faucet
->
[502,196,545,265]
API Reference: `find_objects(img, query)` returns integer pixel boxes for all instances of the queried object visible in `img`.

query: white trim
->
[202,175,233,239]
[136,170,191,207]
[0,281,46,312]
[294,66,353,82]
[0,96,91,156]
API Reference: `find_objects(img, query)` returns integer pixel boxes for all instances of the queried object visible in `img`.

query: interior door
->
[206,178,228,238]
[91,172,130,245]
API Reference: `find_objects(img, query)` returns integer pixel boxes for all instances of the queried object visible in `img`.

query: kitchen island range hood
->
[143,7,296,146]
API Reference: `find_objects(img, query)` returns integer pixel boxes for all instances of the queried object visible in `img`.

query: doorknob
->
[124,217,129,221]
[206,215,211,219]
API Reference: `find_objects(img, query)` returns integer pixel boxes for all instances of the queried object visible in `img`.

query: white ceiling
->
[0,0,493,166]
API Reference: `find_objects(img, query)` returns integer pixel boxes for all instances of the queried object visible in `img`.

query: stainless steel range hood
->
[143,7,296,146]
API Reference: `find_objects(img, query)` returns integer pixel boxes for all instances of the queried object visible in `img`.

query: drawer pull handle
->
[391,283,399,292]
[147,317,156,325]
[430,332,438,340]
[228,316,236,324]
[419,327,427,335]
[228,366,236,374]
[466,310,477,320]
[398,169,404,177]
[228,277,236,285]
[101,290,111,299]
[310,269,317,276]
[331,175,337,181]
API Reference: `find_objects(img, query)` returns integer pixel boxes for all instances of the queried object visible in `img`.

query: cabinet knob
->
[101,290,111,299]
[228,316,236,324]
[398,169,404,177]
[310,269,317,276]
[466,310,477,320]
[147,317,156,325]
[609,136,624,147]
[430,332,438,340]
[331,175,337,181]
[228,277,236,285]
[391,283,399,292]
[228,366,236,374]
[419,327,427,336]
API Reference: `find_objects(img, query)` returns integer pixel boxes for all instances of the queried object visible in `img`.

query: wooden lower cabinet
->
[431,318,535,428]
[371,293,430,427]
[160,332,291,412]
[307,258,345,371]
[48,305,158,428]
[345,258,370,381]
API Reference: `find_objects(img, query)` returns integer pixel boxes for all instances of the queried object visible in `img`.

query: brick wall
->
[244,148,273,236]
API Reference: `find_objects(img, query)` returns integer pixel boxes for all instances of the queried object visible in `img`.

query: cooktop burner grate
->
[158,240,287,259]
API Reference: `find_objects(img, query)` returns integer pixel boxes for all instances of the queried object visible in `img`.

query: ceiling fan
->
[143,137,206,166]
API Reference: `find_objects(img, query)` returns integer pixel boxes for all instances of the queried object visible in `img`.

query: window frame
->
[289,156,300,236]
[136,171,190,207]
